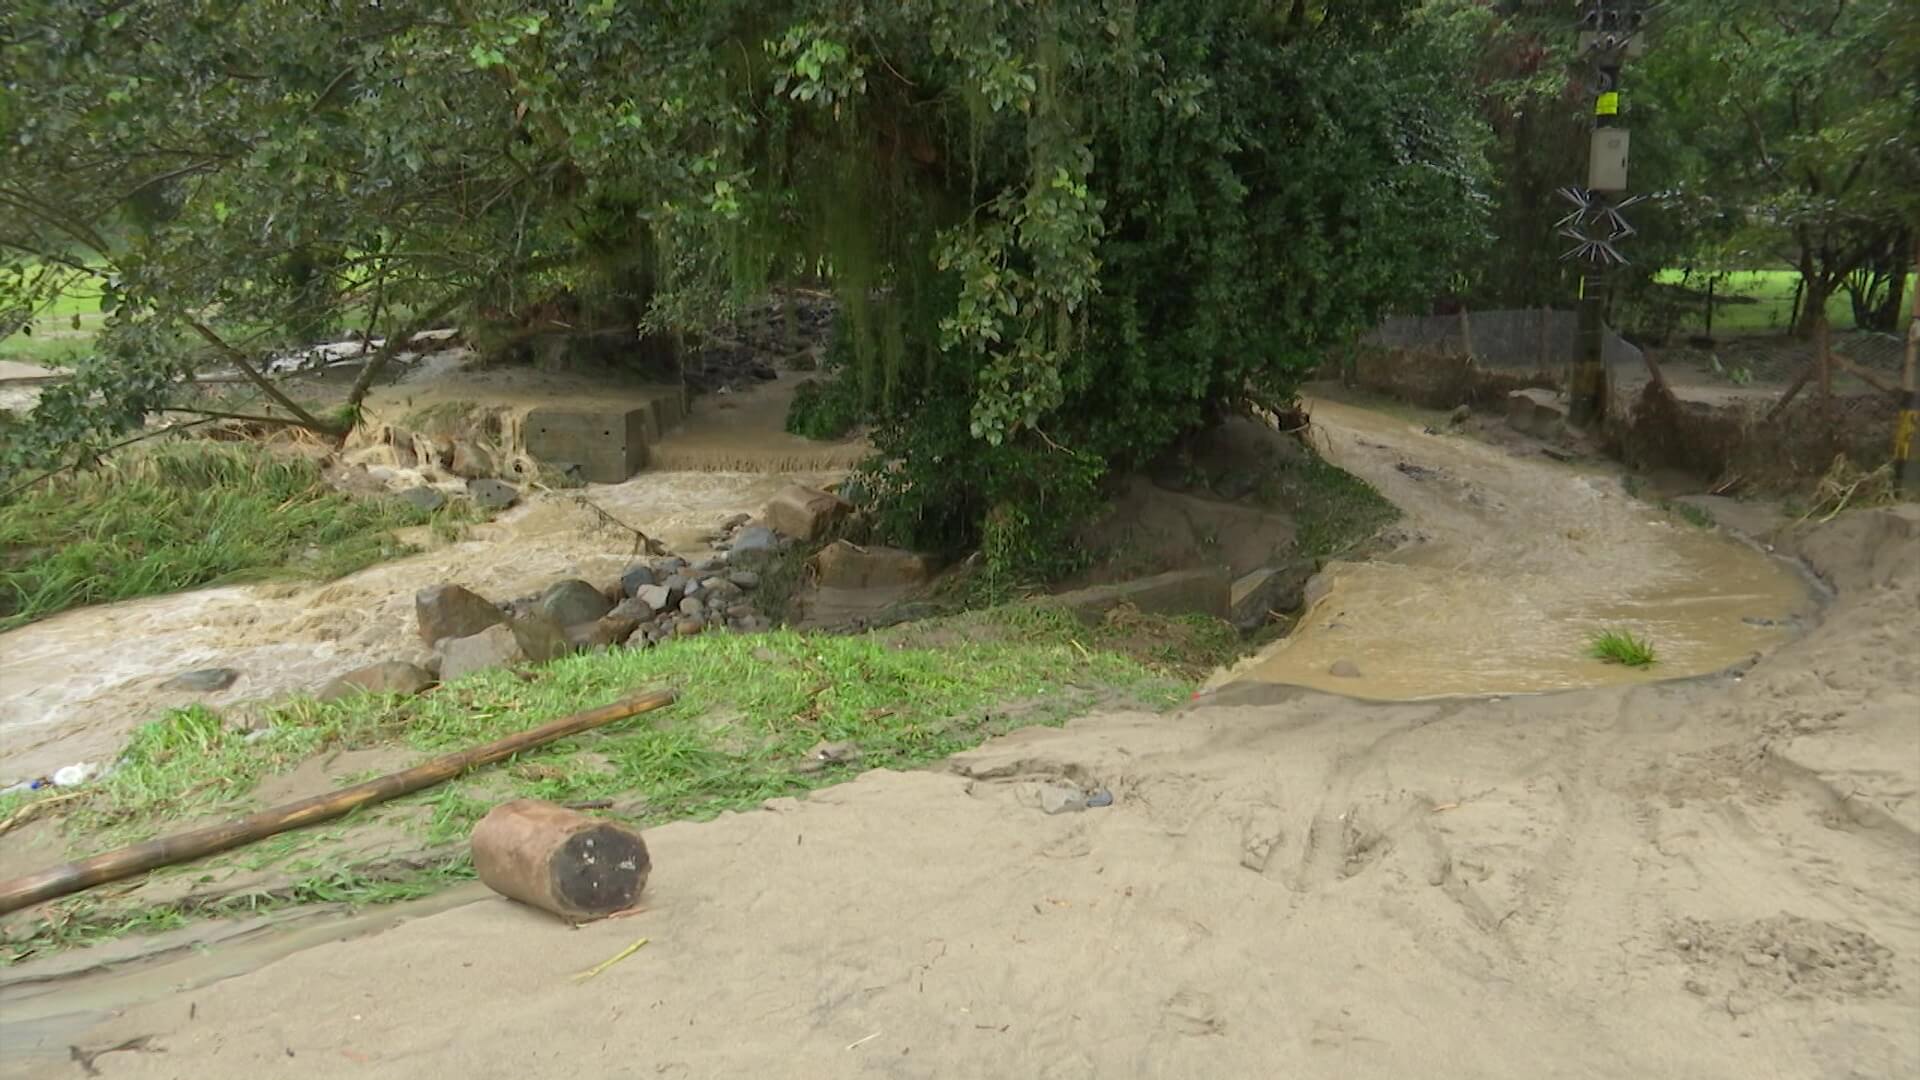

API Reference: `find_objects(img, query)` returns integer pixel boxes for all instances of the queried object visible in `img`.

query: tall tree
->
[1,0,1487,578]
[1647,0,1918,339]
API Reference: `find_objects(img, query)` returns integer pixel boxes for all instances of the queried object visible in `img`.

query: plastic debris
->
[51,762,104,788]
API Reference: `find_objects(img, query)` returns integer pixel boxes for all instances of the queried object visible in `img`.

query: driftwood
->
[1765,361,1815,422]
[0,689,676,916]
[472,799,651,922]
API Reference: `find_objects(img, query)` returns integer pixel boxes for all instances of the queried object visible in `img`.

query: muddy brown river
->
[1217,395,1817,699]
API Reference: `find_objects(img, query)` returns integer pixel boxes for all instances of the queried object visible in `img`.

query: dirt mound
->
[1669,915,1898,1005]
[1612,381,1901,491]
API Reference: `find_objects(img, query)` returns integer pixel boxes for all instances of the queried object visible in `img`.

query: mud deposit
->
[1219,395,1817,699]
[16,498,1918,1078]
[3,395,1915,1080]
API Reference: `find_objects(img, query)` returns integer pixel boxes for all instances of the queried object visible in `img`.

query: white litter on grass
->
[51,761,103,787]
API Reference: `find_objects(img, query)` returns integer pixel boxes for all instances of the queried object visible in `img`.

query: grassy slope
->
[0,442,453,629]
[0,606,1234,959]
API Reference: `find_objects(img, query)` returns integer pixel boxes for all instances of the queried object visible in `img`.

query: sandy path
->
[8,418,1915,1077]
[0,470,841,783]
[1219,395,1817,698]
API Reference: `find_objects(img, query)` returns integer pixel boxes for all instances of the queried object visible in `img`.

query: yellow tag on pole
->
[1595,92,1620,117]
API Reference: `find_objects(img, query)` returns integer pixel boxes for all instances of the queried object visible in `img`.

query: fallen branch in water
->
[572,495,669,556]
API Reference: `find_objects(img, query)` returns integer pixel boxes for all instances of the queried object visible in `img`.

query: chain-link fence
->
[1363,308,1643,379]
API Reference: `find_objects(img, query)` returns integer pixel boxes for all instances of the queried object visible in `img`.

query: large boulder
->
[439,624,526,681]
[535,579,614,627]
[764,485,851,542]
[449,440,497,479]
[811,541,934,590]
[511,614,576,663]
[317,661,436,702]
[416,584,507,645]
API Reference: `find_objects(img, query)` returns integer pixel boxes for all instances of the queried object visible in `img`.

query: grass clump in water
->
[1588,629,1657,668]
[0,441,453,629]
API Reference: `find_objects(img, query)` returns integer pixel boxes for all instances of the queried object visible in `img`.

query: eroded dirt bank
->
[12,490,1915,1076]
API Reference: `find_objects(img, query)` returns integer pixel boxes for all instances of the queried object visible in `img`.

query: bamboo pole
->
[0,689,676,916]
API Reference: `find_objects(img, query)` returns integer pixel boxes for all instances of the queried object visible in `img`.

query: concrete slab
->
[1050,568,1232,622]
[524,392,685,483]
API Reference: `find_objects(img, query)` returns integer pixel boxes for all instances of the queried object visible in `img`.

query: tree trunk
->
[471,799,650,922]
[1810,283,1834,440]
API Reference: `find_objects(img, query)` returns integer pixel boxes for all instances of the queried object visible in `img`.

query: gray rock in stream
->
[415,584,508,645]
[466,478,519,511]
[162,668,241,693]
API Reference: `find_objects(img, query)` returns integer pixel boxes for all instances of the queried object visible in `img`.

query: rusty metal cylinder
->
[471,799,650,922]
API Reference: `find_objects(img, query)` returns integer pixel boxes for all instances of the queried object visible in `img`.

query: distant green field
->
[1,272,105,367]
[1652,269,1859,336]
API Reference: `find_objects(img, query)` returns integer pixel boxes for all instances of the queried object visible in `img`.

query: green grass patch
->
[2,606,1221,961]
[1261,443,1399,560]
[1667,501,1715,529]
[0,441,457,629]
[1650,269,1857,336]
[1588,628,1657,668]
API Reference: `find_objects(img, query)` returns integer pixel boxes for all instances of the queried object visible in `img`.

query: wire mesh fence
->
[1361,308,1642,380]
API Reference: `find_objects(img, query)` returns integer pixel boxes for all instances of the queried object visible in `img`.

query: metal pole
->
[1564,0,1642,427]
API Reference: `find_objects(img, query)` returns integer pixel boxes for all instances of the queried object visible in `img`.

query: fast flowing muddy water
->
[1218,395,1818,699]
[0,470,841,783]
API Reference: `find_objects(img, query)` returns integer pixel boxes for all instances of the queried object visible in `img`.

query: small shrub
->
[784,376,864,440]
[1588,629,1657,668]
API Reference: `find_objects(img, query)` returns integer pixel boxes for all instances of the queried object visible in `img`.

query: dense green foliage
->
[1451,0,1917,333]
[1,0,1485,576]
[0,442,444,628]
